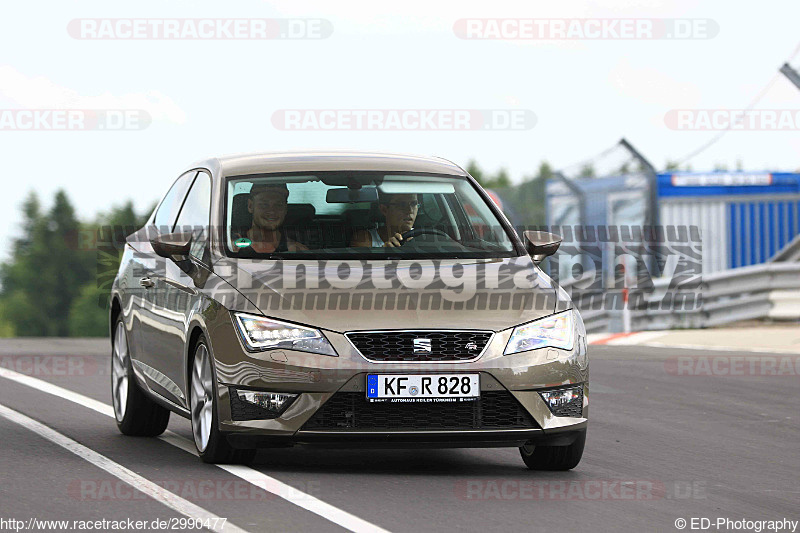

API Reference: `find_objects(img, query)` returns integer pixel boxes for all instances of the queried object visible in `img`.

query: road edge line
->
[0,367,391,533]
[0,401,247,533]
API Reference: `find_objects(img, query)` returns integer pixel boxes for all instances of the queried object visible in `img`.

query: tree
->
[536,161,553,181]
[466,160,484,184]
[493,161,551,227]
[49,191,93,336]
[0,192,52,335]
[0,300,14,337]
[0,191,154,337]
[465,160,512,189]
[578,164,596,178]
[68,200,154,337]
[489,169,512,188]
[0,191,92,336]
[68,283,109,337]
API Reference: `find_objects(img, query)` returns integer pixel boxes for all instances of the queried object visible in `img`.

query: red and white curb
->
[587,331,669,346]
[587,331,798,354]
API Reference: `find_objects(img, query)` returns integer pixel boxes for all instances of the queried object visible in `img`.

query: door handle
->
[139,277,154,288]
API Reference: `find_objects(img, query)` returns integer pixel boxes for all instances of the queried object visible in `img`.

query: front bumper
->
[226,427,587,450]
[209,315,589,446]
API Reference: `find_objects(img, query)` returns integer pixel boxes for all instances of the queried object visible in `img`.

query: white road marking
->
[0,367,392,533]
[0,402,247,533]
[159,432,398,533]
[0,368,114,417]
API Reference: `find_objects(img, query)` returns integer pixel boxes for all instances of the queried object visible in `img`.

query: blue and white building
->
[658,172,800,274]
[546,170,800,276]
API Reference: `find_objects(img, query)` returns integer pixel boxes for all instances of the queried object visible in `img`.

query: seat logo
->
[413,338,432,354]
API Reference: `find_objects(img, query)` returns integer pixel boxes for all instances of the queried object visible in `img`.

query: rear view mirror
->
[523,231,562,264]
[326,186,379,204]
[151,232,193,258]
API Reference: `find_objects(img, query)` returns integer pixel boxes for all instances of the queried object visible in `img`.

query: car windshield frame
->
[220,170,526,260]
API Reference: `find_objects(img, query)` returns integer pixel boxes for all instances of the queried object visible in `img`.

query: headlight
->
[504,310,574,355]
[233,312,337,356]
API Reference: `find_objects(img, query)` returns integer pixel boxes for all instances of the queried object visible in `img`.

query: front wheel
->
[111,318,170,436]
[519,430,586,470]
[190,336,255,464]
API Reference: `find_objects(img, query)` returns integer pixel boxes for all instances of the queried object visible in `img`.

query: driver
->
[350,193,419,248]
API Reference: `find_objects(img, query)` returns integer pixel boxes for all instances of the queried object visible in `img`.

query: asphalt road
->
[0,339,798,533]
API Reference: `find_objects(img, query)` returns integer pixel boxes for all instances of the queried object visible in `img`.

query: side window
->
[174,172,212,261]
[153,171,197,232]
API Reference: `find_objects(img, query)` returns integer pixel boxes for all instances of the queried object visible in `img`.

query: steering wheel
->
[399,227,453,244]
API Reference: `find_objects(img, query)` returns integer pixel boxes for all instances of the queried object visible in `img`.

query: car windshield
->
[224,171,518,258]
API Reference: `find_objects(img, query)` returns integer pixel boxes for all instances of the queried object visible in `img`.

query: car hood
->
[212,256,566,333]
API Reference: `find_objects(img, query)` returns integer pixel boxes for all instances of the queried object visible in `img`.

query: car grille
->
[301,391,538,431]
[345,330,493,362]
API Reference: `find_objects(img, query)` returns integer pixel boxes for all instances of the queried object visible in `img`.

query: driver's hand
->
[384,233,404,247]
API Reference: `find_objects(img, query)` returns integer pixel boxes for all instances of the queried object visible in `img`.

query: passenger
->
[238,183,308,252]
[350,193,419,248]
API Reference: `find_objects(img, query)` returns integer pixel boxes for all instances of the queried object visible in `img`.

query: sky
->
[1,0,799,261]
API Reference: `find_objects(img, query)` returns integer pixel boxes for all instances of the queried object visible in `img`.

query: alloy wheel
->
[190,344,214,453]
[111,322,130,422]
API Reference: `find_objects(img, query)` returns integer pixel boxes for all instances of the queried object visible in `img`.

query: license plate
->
[366,374,480,403]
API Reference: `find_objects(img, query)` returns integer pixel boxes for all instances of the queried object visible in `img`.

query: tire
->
[111,318,170,437]
[519,430,586,471]
[190,335,256,465]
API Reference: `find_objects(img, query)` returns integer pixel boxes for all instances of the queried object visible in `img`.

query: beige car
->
[109,151,588,469]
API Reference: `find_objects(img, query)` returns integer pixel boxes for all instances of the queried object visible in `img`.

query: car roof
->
[187,150,468,178]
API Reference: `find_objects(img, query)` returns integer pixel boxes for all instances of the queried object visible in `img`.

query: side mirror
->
[151,231,192,258]
[523,231,562,264]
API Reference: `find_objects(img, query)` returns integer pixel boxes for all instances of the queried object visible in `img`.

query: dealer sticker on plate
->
[366,374,480,403]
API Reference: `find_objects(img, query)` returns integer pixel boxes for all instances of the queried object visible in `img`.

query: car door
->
[134,170,198,408]
[157,170,213,404]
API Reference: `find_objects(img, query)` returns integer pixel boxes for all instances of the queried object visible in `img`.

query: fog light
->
[232,389,298,421]
[539,386,583,417]
[237,390,296,411]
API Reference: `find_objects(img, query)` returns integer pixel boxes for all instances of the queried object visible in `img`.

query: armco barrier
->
[562,263,800,333]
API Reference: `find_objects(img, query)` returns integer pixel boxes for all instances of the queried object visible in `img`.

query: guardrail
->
[560,263,800,333]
